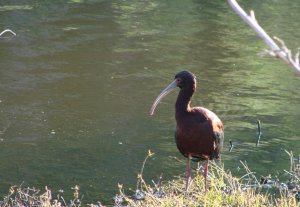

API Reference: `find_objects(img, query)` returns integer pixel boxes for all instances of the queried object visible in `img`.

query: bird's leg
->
[203,159,209,191]
[185,154,192,191]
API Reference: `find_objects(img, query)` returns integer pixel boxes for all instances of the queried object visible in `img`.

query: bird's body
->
[150,70,224,190]
[175,107,224,161]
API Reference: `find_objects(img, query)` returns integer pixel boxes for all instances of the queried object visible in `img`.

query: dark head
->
[150,70,197,115]
[174,70,196,89]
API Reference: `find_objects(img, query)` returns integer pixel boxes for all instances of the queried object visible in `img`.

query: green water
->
[0,0,300,203]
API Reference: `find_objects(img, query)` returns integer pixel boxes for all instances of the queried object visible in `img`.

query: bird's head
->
[174,70,196,89]
[150,70,196,115]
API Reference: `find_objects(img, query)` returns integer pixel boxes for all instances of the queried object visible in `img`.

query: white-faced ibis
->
[150,70,224,190]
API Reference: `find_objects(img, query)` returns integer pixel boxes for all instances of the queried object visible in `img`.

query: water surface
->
[0,0,300,203]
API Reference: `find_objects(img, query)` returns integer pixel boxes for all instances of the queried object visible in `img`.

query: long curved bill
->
[150,79,177,115]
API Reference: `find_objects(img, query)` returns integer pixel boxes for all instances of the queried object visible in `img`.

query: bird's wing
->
[191,107,220,122]
[192,107,224,158]
[190,107,210,123]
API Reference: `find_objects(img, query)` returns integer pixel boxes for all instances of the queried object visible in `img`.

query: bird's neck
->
[175,87,194,115]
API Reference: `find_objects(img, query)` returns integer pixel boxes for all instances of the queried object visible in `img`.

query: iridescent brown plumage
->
[150,70,224,190]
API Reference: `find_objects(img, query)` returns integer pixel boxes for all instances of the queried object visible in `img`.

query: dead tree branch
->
[227,0,300,74]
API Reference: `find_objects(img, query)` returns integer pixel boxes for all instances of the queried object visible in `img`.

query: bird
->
[150,70,224,191]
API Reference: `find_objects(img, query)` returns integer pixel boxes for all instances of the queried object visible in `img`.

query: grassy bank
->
[1,151,299,206]
[119,161,299,207]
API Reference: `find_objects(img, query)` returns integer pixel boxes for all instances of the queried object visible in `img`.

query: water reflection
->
[0,0,300,203]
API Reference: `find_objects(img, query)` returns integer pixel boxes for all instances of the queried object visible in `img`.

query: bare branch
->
[227,0,300,74]
[295,48,300,66]
[250,10,256,23]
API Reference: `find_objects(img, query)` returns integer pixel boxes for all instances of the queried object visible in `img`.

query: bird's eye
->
[176,78,181,83]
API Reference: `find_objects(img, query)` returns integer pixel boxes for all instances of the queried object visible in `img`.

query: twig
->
[284,149,294,172]
[136,150,155,191]
[283,170,300,182]
[239,161,260,185]
[229,140,234,152]
[227,0,300,74]
[256,120,262,146]
[168,156,185,164]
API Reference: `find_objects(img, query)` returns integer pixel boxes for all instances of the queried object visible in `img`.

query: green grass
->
[117,150,300,207]
[0,150,299,206]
